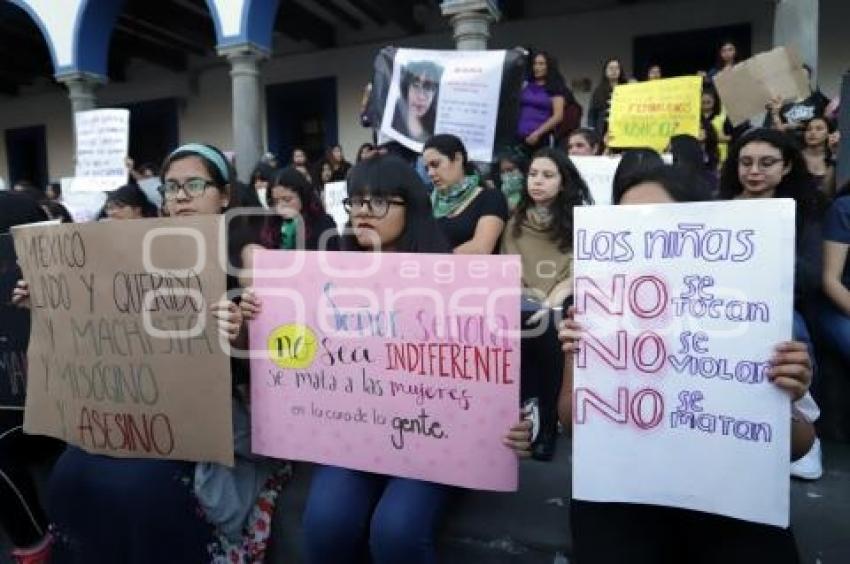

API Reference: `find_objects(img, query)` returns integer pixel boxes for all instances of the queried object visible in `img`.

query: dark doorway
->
[633,23,752,81]
[5,125,48,189]
[122,98,180,172]
[266,77,338,165]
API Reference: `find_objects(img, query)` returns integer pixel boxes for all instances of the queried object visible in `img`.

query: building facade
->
[0,0,844,186]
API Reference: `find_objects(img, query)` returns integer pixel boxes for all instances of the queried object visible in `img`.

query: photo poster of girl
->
[369,47,526,162]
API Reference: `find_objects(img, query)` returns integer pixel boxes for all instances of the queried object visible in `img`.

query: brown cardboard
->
[11,216,234,465]
[714,46,811,126]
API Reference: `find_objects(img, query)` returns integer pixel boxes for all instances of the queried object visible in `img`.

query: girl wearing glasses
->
[240,155,532,564]
[720,128,827,480]
[15,143,286,563]
[392,61,443,143]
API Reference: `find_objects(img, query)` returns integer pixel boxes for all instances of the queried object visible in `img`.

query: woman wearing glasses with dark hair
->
[720,128,828,480]
[14,143,288,564]
[240,155,532,563]
[392,61,443,143]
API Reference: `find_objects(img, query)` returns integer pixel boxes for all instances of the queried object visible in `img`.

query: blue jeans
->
[819,301,850,364]
[303,466,451,564]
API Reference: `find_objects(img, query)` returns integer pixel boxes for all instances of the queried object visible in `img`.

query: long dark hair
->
[340,155,450,253]
[260,167,327,249]
[422,134,477,176]
[399,60,442,136]
[614,164,714,204]
[719,128,824,220]
[612,149,664,204]
[590,58,627,111]
[702,85,722,120]
[250,162,277,187]
[700,117,720,171]
[527,50,571,101]
[513,148,592,252]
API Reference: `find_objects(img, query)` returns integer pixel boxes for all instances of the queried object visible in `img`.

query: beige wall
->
[0,0,845,185]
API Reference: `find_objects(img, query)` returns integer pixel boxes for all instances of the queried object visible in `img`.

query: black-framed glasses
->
[410,78,438,94]
[343,196,406,218]
[160,178,216,201]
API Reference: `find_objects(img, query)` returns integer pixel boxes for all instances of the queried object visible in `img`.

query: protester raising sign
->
[572,199,795,527]
[71,108,130,192]
[608,76,702,152]
[370,47,526,162]
[11,216,234,465]
[714,46,811,126]
[249,250,521,491]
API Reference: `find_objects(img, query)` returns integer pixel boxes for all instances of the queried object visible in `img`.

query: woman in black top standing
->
[422,135,508,254]
[588,58,627,133]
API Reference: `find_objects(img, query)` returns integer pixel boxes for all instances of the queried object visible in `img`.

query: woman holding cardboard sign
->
[13,143,286,564]
[240,155,532,564]
[558,164,816,563]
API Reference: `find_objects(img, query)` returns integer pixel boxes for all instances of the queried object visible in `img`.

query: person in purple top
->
[516,51,571,155]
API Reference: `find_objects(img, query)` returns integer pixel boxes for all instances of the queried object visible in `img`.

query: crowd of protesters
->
[0,38,847,564]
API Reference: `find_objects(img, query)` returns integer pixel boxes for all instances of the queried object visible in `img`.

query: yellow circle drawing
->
[267,324,318,369]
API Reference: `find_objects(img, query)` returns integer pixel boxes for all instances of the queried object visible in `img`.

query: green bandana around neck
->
[500,170,524,209]
[431,173,480,219]
[280,218,298,250]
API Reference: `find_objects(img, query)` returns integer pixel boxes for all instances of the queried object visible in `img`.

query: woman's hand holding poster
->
[248,250,521,491]
[572,200,795,527]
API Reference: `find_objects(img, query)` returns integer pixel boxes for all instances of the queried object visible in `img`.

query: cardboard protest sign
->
[714,47,811,126]
[71,109,130,192]
[572,199,795,527]
[0,235,28,413]
[322,181,348,234]
[11,216,233,464]
[370,47,526,162]
[249,251,521,491]
[608,76,702,152]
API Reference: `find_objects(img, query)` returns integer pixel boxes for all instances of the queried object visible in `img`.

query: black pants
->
[571,500,800,564]
[0,412,50,547]
[519,304,565,436]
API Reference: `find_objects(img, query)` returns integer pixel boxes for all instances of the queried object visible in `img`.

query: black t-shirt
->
[762,90,830,127]
[437,188,509,250]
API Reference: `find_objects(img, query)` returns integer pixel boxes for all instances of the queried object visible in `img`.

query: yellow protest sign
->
[608,76,702,152]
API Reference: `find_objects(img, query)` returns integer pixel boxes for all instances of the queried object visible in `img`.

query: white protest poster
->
[323,181,348,234]
[71,109,130,192]
[137,177,163,209]
[571,154,674,206]
[380,49,506,162]
[570,156,621,205]
[572,199,795,527]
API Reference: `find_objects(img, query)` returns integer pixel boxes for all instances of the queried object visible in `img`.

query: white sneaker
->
[791,438,824,480]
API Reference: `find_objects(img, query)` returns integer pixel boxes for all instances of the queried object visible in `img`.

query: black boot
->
[532,409,557,461]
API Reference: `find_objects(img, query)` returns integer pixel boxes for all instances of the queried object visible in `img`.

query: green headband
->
[169,143,230,182]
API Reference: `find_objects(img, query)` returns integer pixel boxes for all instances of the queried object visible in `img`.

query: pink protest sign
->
[249,250,522,491]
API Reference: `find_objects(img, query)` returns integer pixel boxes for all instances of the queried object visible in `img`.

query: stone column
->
[219,44,267,183]
[773,0,819,79]
[441,0,500,50]
[56,71,103,113]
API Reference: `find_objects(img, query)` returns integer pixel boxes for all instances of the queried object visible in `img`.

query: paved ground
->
[3,437,849,563]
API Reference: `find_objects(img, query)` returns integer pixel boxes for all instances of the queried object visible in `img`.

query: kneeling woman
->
[14,143,286,563]
[240,155,531,564]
